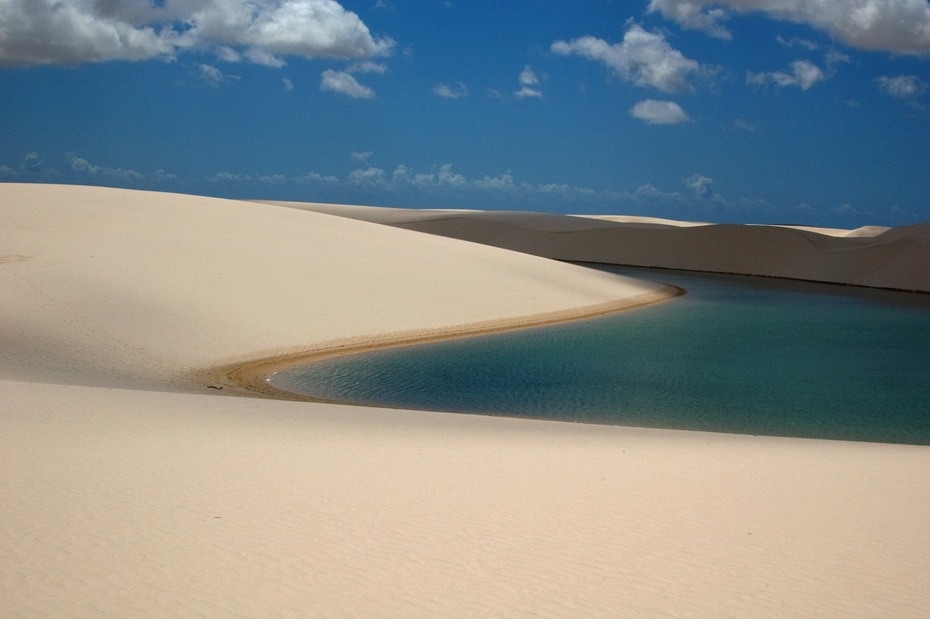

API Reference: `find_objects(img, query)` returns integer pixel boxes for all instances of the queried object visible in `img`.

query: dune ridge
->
[3,184,930,616]
[275,202,930,293]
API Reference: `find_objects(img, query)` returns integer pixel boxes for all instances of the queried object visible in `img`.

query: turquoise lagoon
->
[270,267,930,445]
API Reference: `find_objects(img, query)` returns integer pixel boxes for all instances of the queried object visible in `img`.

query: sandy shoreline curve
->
[206,287,682,401]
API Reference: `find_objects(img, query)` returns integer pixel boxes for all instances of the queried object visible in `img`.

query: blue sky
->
[1,0,928,227]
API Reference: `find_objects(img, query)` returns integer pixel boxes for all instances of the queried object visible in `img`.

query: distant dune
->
[274,202,930,293]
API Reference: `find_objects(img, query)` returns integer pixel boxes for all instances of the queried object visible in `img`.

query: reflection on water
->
[270,267,930,445]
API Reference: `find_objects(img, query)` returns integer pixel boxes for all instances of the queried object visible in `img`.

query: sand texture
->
[3,184,930,616]
[278,202,930,292]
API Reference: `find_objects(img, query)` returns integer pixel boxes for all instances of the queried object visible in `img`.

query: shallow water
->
[270,267,930,444]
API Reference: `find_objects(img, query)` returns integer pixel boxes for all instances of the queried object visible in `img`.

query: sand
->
[3,183,930,616]
[275,201,930,292]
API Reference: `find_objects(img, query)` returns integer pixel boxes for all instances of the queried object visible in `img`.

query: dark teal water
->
[270,267,930,444]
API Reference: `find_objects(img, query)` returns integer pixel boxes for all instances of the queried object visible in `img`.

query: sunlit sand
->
[3,183,929,616]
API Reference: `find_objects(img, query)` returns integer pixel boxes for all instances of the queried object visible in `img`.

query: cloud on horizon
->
[3,151,919,226]
[0,0,394,67]
[647,0,930,55]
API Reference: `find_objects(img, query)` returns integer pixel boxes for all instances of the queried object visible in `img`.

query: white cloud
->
[513,65,542,99]
[433,82,468,99]
[514,86,543,99]
[630,99,692,124]
[320,69,375,98]
[210,171,252,183]
[347,61,389,74]
[351,151,373,163]
[776,35,820,50]
[747,60,825,90]
[348,166,386,185]
[632,183,687,202]
[514,65,543,98]
[876,74,928,99]
[0,0,394,67]
[685,173,713,197]
[198,63,239,86]
[648,0,930,55]
[23,151,42,172]
[0,151,44,176]
[823,48,851,70]
[282,77,294,92]
[519,65,540,86]
[0,0,178,65]
[647,0,732,39]
[68,153,176,183]
[295,170,339,183]
[243,47,286,68]
[552,22,703,93]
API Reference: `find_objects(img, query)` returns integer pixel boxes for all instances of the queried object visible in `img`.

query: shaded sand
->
[277,201,930,292]
[3,184,930,616]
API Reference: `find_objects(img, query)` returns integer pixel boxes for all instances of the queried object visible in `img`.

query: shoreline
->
[203,286,683,401]
[573,260,930,296]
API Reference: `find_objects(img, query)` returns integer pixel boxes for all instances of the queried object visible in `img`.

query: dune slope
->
[279,202,930,292]
[1,184,669,391]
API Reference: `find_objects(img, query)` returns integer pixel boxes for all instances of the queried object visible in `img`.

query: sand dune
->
[3,184,930,616]
[278,202,930,292]
[1,184,669,391]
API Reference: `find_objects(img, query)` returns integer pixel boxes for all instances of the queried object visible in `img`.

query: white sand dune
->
[279,202,930,292]
[3,184,930,616]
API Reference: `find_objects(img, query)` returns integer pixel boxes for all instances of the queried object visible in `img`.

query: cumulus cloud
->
[647,0,732,39]
[514,86,543,99]
[433,82,469,99]
[552,22,704,93]
[747,60,825,90]
[295,170,339,183]
[776,35,820,51]
[647,0,930,55]
[0,151,44,176]
[514,65,543,98]
[343,162,604,200]
[0,0,394,67]
[320,69,375,98]
[685,173,714,197]
[198,63,239,86]
[630,99,692,124]
[876,74,928,99]
[348,166,386,185]
[68,153,176,183]
[519,65,540,87]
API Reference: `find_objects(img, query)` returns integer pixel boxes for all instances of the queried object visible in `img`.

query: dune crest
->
[277,201,930,293]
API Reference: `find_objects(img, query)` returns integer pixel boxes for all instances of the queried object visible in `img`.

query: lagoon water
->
[271,267,930,445]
